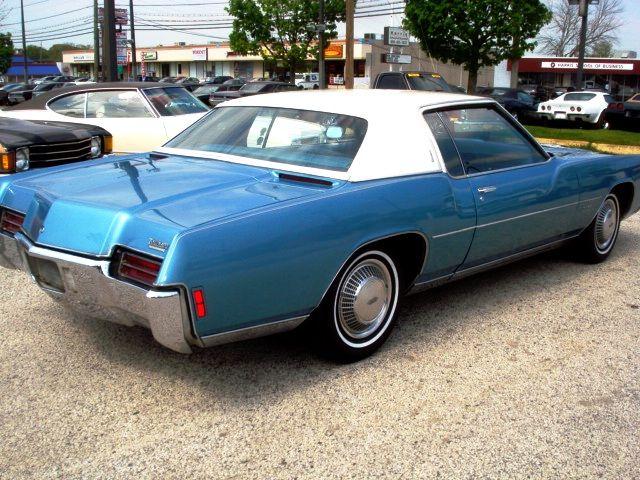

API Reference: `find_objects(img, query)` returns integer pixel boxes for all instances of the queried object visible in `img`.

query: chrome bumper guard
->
[0,231,193,353]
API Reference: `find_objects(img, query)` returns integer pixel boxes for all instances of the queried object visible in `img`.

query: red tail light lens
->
[192,288,207,318]
[570,106,575,112]
[577,107,582,112]
[618,103,624,110]
[117,251,162,286]
[0,209,25,235]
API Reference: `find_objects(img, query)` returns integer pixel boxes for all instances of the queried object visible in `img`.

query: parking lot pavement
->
[1,220,640,480]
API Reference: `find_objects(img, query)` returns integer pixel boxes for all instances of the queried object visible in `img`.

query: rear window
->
[166,106,368,172]
[564,93,596,101]
[406,73,451,92]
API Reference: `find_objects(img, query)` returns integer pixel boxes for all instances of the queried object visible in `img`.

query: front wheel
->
[310,250,401,362]
[575,194,620,263]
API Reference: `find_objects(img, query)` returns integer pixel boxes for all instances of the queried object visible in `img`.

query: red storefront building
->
[507,56,640,98]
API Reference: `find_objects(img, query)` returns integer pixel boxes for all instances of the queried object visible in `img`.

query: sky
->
[2,0,639,54]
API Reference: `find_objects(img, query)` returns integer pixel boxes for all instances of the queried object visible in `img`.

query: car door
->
[85,90,166,152]
[438,105,581,268]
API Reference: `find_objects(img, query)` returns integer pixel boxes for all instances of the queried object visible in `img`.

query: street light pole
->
[575,0,590,90]
[20,0,28,84]
[102,0,118,81]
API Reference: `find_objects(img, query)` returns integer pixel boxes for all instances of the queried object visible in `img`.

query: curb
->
[535,137,640,155]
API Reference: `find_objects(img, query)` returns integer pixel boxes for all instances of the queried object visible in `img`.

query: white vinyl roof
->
[160,89,494,182]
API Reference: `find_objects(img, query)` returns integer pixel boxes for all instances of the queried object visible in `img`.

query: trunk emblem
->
[148,238,169,252]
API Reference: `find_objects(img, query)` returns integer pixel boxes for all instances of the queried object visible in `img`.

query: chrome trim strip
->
[409,235,575,294]
[200,315,307,347]
[432,197,601,239]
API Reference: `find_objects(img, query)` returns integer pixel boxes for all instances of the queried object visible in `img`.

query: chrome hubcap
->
[595,198,618,252]
[337,259,392,339]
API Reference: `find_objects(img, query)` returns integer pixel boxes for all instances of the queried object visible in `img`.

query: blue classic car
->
[1,90,639,361]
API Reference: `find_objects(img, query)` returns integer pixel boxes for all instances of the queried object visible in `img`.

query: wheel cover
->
[595,198,618,252]
[337,259,392,340]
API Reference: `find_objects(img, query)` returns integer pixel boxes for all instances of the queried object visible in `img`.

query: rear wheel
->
[575,194,620,263]
[595,110,610,129]
[310,250,400,362]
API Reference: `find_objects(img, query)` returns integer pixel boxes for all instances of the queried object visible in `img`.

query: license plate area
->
[26,255,65,293]
[555,112,567,119]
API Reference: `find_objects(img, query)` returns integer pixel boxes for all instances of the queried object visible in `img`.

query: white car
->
[537,91,613,128]
[0,83,209,153]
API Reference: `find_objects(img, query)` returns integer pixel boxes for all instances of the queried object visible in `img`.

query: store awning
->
[6,65,61,76]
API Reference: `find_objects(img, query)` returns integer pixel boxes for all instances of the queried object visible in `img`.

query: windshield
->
[194,84,219,95]
[564,93,596,101]
[165,106,368,172]
[406,73,450,92]
[144,87,209,115]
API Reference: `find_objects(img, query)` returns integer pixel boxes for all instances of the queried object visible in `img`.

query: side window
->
[48,94,86,118]
[377,74,406,90]
[440,107,547,173]
[424,112,465,177]
[86,90,153,118]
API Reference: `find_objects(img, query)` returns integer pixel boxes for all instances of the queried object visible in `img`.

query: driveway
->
[1,217,639,478]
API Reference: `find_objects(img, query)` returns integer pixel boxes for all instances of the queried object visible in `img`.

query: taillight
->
[0,209,25,235]
[570,106,575,112]
[577,106,582,112]
[617,103,624,110]
[192,288,207,318]
[116,250,162,286]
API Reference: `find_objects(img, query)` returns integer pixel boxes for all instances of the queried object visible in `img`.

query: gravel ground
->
[1,217,640,479]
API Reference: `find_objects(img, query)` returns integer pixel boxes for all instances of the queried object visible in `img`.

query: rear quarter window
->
[564,93,597,101]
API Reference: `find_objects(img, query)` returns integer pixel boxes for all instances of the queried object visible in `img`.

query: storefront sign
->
[192,47,208,61]
[541,61,634,71]
[98,7,128,25]
[382,53,412,64]
[324,44,344,59]
[116,31,127,66]
[71,53,94,63]
[141,51,158,61]
[383,27,410,47]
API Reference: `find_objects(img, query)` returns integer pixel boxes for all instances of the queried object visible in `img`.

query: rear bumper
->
[0,231,193,353]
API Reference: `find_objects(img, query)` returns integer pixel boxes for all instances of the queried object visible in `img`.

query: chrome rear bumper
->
[0,231,193,353]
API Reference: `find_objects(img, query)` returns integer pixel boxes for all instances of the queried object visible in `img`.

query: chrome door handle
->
[477,186,496,194]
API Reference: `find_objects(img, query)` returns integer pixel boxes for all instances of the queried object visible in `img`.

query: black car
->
[0,117,112,174]
[192,83,224,104]
[31,81,68,97]
[372,71,453,92]
[207,78,246,106]
[0,83,31,106]
[7,84,36,105]
[205,75,233,84]
[175,77,200,91]
[479,87,538,121]
[209,80,298,106]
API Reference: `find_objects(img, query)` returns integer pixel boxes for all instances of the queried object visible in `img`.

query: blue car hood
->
[0,154,333,257]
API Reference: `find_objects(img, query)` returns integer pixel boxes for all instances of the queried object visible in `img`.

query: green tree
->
[0,33,12,76]
[47,43,90,62]
[590,40,614,58]
[403,0,551,92]
[26,45,50,61]
[227,0,346,82]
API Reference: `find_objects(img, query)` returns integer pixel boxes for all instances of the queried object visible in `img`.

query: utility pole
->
[129,0,137,79]
[93,0,100,81]
[574,0,599,90]
[318,0,325,89]
[344,0,354,89]
[20,0,28,84]
[102,0,118,81]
